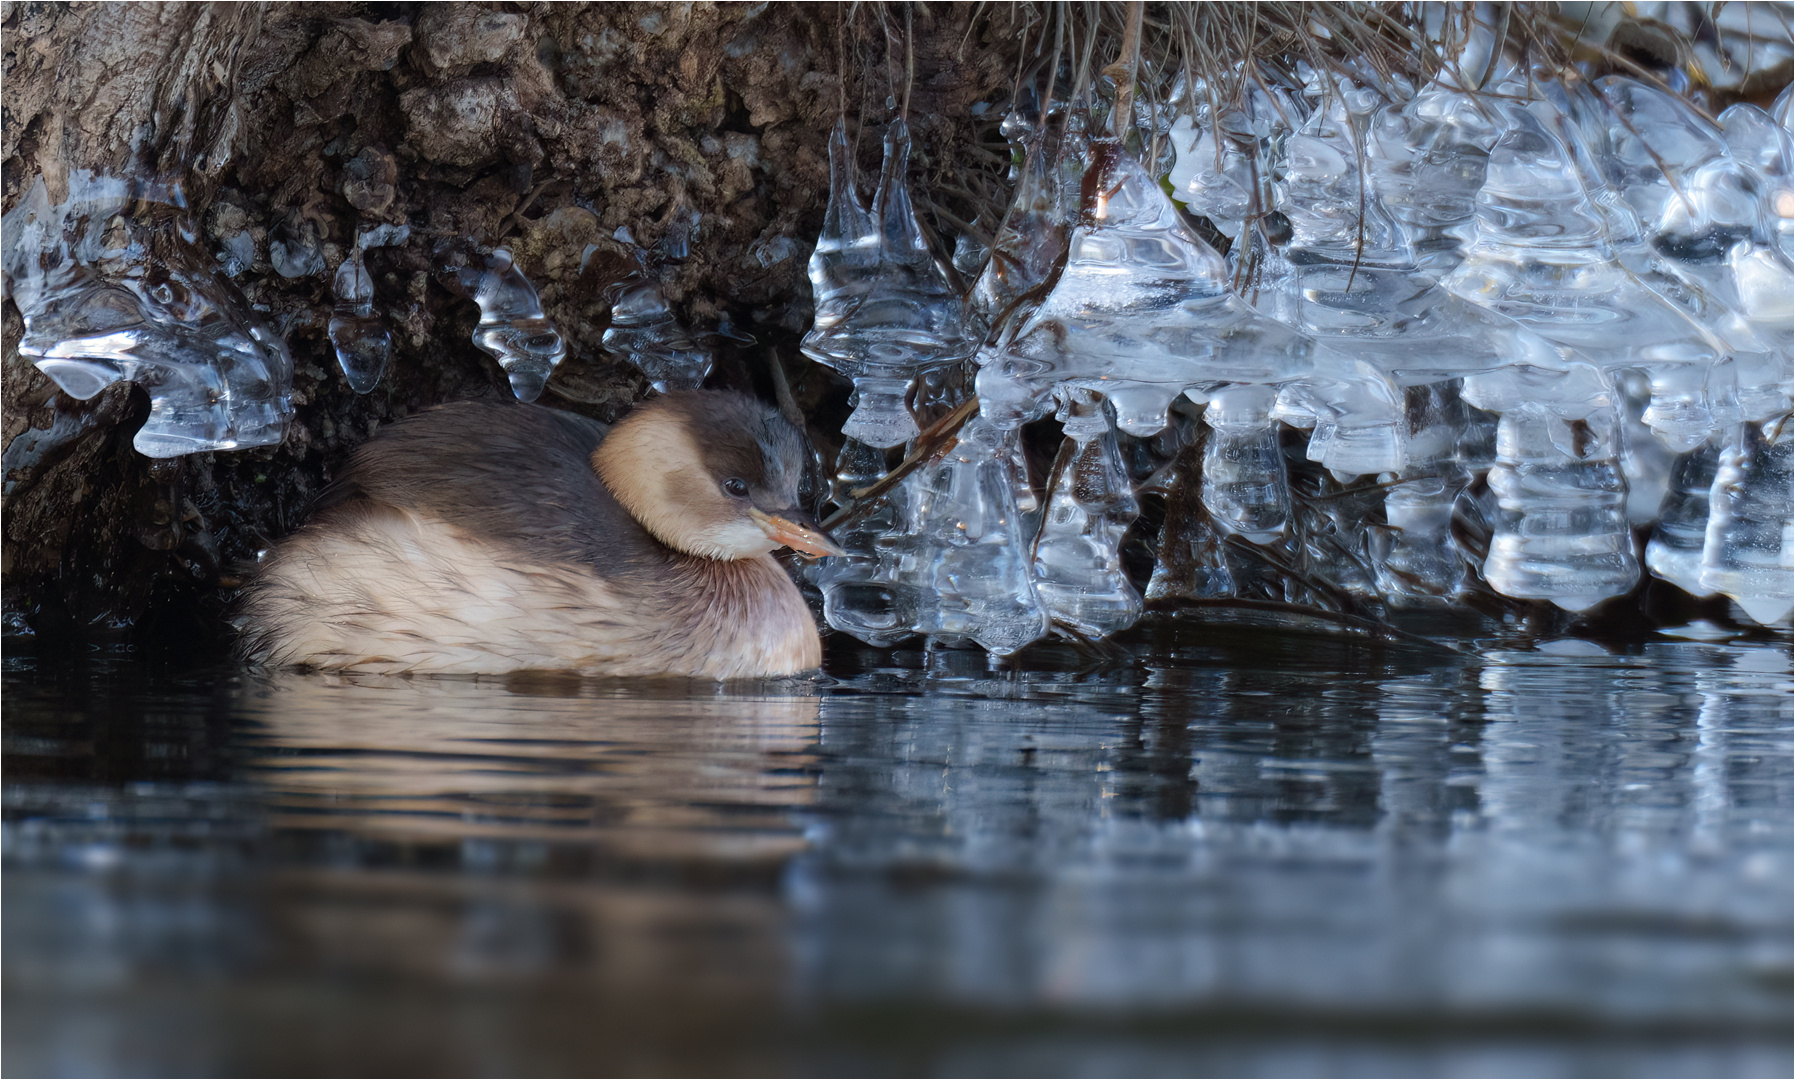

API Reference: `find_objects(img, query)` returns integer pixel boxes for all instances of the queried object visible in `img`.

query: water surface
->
[5,619,1790,1076]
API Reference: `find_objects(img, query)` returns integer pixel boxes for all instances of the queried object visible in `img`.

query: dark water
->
[5,619,1791,1077]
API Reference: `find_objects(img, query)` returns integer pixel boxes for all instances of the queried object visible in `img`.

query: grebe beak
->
[748,507,848,559]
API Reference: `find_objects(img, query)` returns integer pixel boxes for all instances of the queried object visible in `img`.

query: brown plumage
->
[234,391,843,678]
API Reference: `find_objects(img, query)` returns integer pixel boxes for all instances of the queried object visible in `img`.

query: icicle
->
[1700,417,1795,625]
[971,103,1083,335]
[802,118,976,448]
[1031,388,1142,639]
[1272,361,1410,479]
[326,225,407,394]
[817,439,921,647]
[1372,383,1473,602]
[602,282,711,393]
[1367,85,1498,277]
[1644,439,1722,598]
[1719,100,1793,262]
[998,139,1316,439]
[1596,76,1790,442]
[328,246,387,394]
[1198,384,1289,543]
[1441,95,1725,432]
[1716,101,1795,417]
[907,415,1049,654]
[1146,433,1286,605]
[440,247,566,403]
[1482,401,1639,612]
[1,171,292,457]
[1616,369,1676,525]
[1166,77,1297,241]
[1167,108,1259,239]
[1264,82,1557,479]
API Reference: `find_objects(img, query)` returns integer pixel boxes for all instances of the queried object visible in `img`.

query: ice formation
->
[1031,388,1142,638]
[816,439,921,647]
[439,247,566,403]
[805,43,1793,650]
[2,172,293,457]
[905,413,1050,654]
[602,282,711,393]
[802,119,977,448]
[1199,385,1289,545]
[328,224,409,394]
[1701,417,1795,625]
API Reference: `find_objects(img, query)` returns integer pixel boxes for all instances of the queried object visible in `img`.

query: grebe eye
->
[723,478,750,498]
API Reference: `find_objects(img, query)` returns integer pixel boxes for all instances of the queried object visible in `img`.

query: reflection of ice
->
[2,172,293,457]
[789,643,1792,1045]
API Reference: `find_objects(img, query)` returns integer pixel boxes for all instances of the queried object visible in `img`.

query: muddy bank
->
[1,2,1012,637]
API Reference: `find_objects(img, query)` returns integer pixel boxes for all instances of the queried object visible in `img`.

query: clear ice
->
[602,283,711,393]
[1371,383,1480,602]
[1439,94,1725,448]
[1700,418,1795,625]
[802,119,977,448]
[1595,77,1792,441]
[2,172,293,458]
[1167,108,1260,239]
[802,43,1795,640]
[972,95,1084,335]
[327,225,408,395]
[1198,385,1289,544]
[441,247,566,403]
[1031,388,1143,639]
[1481,397,1639,613]
[1366,81,1498,275]
[905,415,1049,654]
[998,139,1317,439]
[817,439,922,647]
[1644,439,1721,599]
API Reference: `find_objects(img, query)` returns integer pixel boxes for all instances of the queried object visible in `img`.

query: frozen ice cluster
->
[436,245,567,403]
[3,172,293,457]
[807,63,1794,650]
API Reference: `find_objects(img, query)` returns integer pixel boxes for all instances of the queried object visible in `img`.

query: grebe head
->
[592,390,845,561]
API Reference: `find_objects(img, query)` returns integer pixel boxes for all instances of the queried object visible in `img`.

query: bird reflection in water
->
[236,672,823,865]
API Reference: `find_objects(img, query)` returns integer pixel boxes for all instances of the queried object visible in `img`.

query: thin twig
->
[1146,596,1474,656]
[1109,0,1146,139]
[822,397,981,532]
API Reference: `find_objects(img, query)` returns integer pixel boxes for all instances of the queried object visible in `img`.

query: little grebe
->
[235,391,843,678]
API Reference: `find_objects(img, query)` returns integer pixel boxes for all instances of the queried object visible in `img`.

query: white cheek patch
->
[690,519,778,560]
